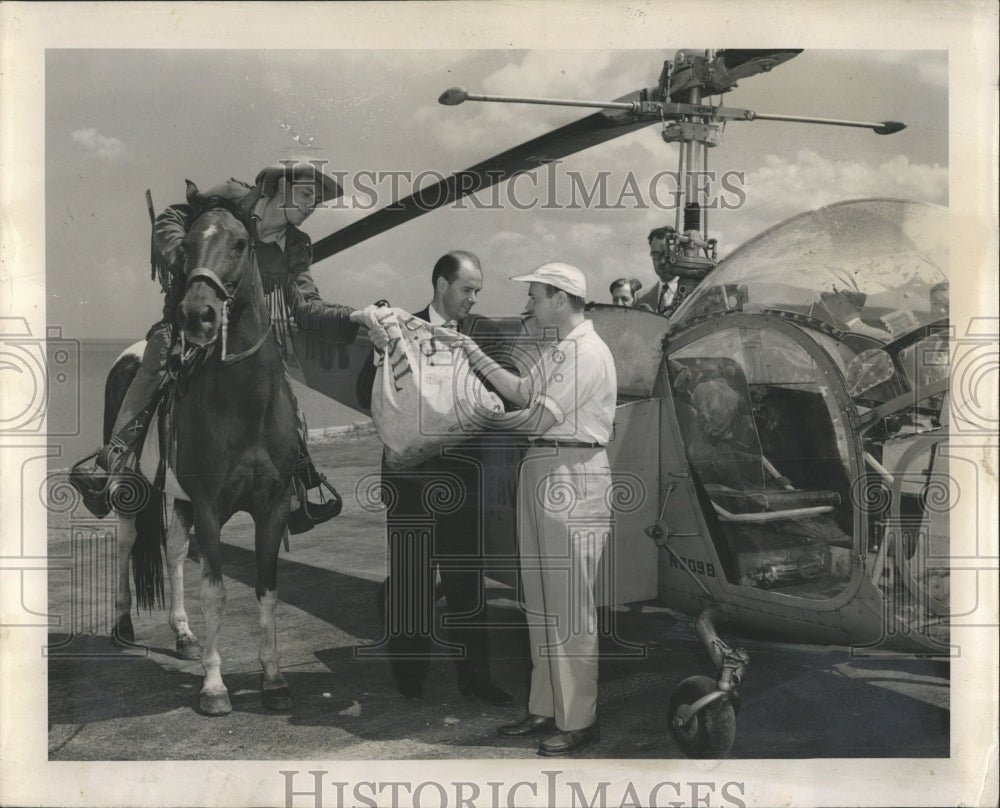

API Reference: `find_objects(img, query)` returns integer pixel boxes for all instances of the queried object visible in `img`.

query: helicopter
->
[280,50,950,757]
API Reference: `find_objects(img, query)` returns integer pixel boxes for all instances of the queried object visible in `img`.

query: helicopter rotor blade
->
[667,49,803,100]
[312,49,898,264]
[312,89,660,263]
[750,112,906,134]
[716,49,804,82]
[439,87,642,112]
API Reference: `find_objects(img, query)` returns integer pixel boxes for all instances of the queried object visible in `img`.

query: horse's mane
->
[189,194,256,238]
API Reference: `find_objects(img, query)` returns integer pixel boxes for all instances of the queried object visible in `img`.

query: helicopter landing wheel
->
[668,675,737,758]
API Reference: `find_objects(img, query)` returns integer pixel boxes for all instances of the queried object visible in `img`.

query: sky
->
[45,49,948,339]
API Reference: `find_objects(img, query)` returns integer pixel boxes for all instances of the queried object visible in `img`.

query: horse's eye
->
[234,238,248,252]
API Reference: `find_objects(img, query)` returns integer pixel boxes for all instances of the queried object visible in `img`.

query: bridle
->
[179,204,273,366]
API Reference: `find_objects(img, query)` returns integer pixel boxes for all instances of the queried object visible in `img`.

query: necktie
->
[659,284,675,314]
[662,282,690,315]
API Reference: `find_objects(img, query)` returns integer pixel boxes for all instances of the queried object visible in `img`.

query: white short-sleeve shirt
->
[518,319,617,444]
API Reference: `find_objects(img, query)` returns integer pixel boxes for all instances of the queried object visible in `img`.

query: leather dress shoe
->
[498,714,556,737]
[458,677,513,705]
[538,723,600,756]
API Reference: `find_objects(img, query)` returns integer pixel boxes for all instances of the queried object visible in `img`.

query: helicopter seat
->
[706,485,841,518]
[671,358,844,520]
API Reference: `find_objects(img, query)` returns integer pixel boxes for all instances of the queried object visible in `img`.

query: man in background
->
[609,277,643,307]
[637,225,699,317]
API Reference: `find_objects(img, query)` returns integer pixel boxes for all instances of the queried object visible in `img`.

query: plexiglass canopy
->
[672,198,948,344]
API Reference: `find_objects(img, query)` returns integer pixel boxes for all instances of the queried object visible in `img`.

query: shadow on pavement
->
[47,538,950,759]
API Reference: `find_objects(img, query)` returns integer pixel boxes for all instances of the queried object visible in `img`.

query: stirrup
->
[288,475,343,535]
[69,449,113,518]
[69,443,150,518]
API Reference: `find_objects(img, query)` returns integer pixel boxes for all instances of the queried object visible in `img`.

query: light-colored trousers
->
[518,446,611,731]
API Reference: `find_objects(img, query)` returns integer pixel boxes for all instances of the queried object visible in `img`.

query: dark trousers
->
[112,321,173,437]
[381,452,490,689]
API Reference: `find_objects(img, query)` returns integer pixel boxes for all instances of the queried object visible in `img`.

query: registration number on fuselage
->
[669,554,717,577]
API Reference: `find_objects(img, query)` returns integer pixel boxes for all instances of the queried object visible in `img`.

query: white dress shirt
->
[426,303,456,329]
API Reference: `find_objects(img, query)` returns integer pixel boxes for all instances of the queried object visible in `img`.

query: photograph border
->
[2,2,997,806]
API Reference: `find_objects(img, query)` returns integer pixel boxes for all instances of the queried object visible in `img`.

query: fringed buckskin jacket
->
[151,179,359,353]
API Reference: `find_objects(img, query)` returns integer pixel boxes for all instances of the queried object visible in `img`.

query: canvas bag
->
[369,308,503,468]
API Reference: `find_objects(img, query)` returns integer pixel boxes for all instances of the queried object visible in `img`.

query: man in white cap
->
[72,159,372,533]
[448,261,616,756]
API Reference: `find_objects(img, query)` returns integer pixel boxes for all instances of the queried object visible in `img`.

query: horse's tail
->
[105,341,165,611]
[132,490,166,611]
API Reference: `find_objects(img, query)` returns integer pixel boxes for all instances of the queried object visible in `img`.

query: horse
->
[106,181,299,715]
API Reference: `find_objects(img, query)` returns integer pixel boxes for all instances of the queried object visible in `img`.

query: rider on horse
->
[72,159,371,533]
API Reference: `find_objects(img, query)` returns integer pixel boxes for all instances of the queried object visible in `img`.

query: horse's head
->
[177,181,257,348]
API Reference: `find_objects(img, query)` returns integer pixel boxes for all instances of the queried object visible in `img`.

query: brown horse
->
[108,182,299,715]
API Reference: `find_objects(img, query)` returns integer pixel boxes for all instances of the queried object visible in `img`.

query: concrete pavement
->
[46,435,949,760]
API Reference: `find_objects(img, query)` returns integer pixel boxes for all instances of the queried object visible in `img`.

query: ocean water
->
[45,338,365,470]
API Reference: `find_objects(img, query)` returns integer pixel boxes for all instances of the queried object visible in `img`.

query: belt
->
[529,439,604,448]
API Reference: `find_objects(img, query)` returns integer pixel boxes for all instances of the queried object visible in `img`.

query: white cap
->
[510,262,587,298]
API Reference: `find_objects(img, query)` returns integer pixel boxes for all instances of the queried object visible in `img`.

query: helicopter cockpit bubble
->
[670,199,948,353]
[662,200,949,605]
[846,348,895,397]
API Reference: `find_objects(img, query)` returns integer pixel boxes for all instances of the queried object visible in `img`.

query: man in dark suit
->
[358,251,513,705]
[636,225,698,316]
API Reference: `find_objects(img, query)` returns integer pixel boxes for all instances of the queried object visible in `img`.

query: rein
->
[180,205,273,367]
[182,265,272,365]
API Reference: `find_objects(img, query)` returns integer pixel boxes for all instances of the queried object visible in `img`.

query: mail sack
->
[369,308,503,468]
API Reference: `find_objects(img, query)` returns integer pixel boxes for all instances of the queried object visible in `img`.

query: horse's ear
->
[185,180,203,208]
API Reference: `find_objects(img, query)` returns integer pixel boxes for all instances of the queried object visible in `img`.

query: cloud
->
[853,50,949,90]
[406,50,661,168]
[485,230,529,248]
[719,148,948,249]
[71,128,130,161]
[565,222,616,246]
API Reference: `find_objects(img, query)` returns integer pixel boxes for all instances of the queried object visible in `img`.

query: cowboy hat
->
[255,159,343,203]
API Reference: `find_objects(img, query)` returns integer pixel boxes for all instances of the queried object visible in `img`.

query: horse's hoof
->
[112,615,135,644]
[176,635,202,661]
[198,691,232,716]
[261,686,293,712]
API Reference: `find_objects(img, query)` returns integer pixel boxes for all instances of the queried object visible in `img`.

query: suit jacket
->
[636,277,696,317]
[635,281,663,313]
